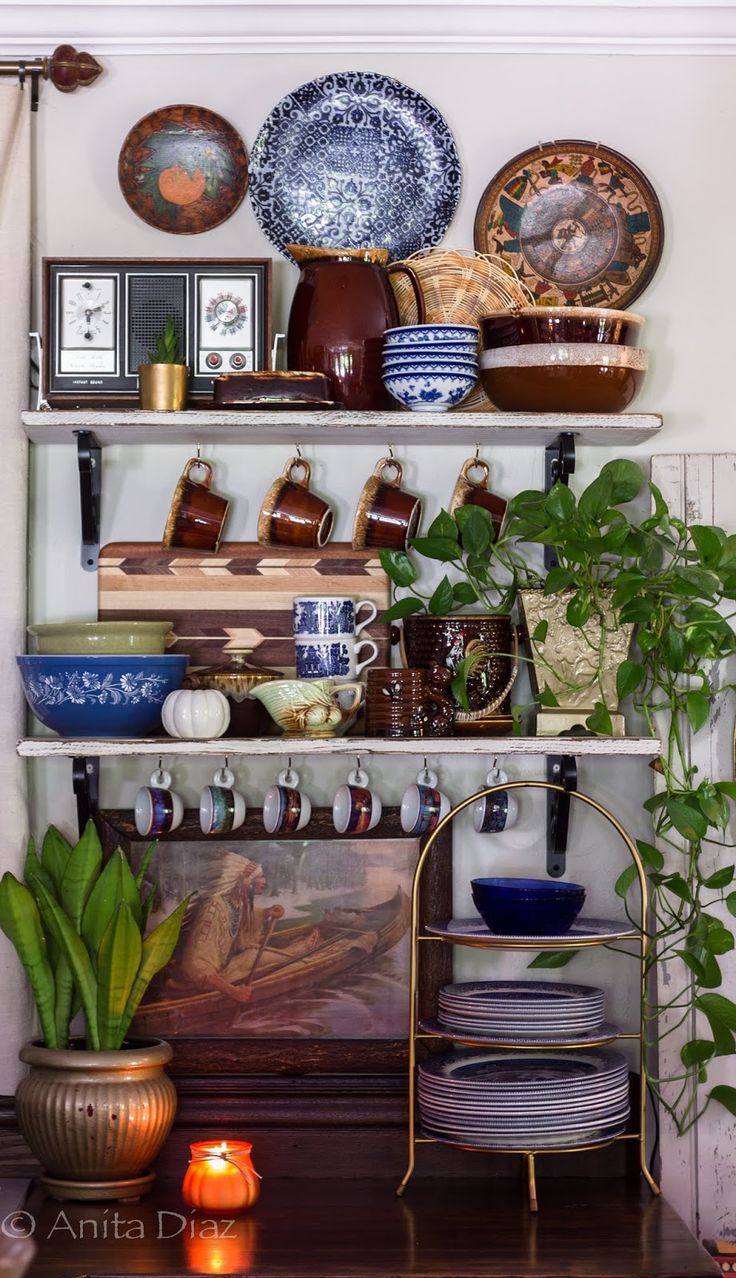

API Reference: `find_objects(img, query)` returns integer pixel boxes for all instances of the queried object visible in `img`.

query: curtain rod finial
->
[49,45,102,93]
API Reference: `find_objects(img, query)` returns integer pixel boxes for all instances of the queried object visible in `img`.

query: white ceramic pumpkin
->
[161,688,231,739]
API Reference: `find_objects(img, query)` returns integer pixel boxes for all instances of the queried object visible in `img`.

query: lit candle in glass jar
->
[182,1140,261,1213]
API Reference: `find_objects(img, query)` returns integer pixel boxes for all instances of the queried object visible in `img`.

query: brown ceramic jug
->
[286,246,426,411]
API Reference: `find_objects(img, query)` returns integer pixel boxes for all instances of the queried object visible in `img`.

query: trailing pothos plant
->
[505,457,736,1133]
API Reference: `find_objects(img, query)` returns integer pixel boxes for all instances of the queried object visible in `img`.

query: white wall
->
[15,45,736,1233]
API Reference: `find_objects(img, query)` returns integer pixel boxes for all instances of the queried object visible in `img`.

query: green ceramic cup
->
[27,621,174,656]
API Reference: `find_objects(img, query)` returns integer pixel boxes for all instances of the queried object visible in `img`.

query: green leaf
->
[619,597,655,624]
[97,903,142,1050]
[532,620,548,644]
[686,691,711,734]
[544,483,576,522]
[696,992,736,1032]
[681,1039,716,1068]
[665,797,707,842]
[614,865,638,898]
[705,925,734,956]
[456,505,492,556]
[0,873,58,1049]
[427,510,458,541]
[674,566,721,599]
[40,826,72,897]
[725,891,736,918]
[709,1084,736,1117]
[53,953,74,1048]
[600,459,644,504]
[612,572,646,609]
[82,849,142,956]
[527,950,580,969]
[566,591,591,627]
[578,472,614,522]
[118,898,189,1041]
[381,596,425,624]
[408,536,463,563]
[452,581,479,606]
[715,781,736,801]
[586,702,613,736]
[135,842,158,891]
[33,880,99,1050]
[690,525,723,569]
[665,628,687,673]
[538,685,560,708]
[428,576,454,616]
[703,866,735,890]
[617,660,644,700]
[665,872,694,903]
[543,567,574,596]
[60,820,103,932]
[636,840,664,872]
[378,549,417,588]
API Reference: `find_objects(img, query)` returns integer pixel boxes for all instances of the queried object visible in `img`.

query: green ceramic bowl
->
[27,621,174,656]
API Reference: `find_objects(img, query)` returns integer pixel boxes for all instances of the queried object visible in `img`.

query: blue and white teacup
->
[200,765,246,835]
[400,767,451,836]
[295,635,378,682]
[293,595,377,639]
[473,766,519,834]
[135,768,184,837]
[263,766,312,835]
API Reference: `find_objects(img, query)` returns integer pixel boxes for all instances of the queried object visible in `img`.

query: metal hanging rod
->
[0,45,102,111]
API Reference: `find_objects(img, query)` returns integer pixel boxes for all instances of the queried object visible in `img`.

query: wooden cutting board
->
[98,542,392,674]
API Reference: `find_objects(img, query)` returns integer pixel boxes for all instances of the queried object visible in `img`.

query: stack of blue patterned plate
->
[418,1048,630,1149]
[436,980,609,1043]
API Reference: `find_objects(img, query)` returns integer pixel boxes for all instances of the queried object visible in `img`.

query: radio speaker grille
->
[127,275,187,373]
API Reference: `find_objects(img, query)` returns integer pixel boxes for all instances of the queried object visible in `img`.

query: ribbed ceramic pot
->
[16,1038,177,1201]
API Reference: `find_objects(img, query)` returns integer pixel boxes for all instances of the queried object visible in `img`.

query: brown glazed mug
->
[449,458,507,538]
[258,458,334,549]
[352,458,423,551]
[365,666,454,738]
[162,458,230,553]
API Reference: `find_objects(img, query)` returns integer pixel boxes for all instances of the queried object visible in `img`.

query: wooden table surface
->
[15,1177,717,1278]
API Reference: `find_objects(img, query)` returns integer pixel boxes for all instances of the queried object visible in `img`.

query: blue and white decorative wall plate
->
[248,71,461,260]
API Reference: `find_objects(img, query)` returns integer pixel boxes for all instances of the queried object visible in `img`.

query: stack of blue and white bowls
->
[382,323,479,413]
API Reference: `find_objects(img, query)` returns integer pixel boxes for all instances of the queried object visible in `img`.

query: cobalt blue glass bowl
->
[17,654,188,738]
[471,877,586,936]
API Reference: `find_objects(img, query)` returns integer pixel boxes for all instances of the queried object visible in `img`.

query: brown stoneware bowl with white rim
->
[480,306,644,350]
[479,343,648,414]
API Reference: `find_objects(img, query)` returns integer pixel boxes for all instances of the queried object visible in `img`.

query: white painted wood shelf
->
[17,735,662,759]
[21,410,662,448]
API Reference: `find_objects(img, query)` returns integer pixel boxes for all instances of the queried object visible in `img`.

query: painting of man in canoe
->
[133,833,414,1040]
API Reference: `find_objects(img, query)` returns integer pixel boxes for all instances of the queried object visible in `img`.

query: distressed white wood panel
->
[652,454,736,1238]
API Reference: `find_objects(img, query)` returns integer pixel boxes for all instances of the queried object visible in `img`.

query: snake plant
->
[0,822,187,1051]
[148,316,181,365]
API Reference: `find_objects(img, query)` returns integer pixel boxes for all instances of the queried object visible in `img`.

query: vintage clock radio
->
[42,258,272,406]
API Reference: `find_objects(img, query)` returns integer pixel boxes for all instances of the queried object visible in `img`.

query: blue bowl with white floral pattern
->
[383,370,477,413]
[17,655,188,738]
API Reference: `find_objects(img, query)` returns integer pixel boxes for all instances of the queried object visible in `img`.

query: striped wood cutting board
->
[98,542,392,675]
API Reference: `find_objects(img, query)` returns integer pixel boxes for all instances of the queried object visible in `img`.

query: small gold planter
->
[15,1038,177,1200]
[520,589,633,737]
[138,363,188,411]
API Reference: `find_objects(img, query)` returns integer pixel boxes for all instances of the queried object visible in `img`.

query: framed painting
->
[96,808,452,1076]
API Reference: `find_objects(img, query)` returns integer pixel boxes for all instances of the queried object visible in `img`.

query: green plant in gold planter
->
[138,316,188,411]
[0,822,188,1200]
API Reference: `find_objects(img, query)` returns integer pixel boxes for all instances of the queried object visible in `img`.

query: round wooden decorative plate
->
[473,139,663,309]
[118,104,249,235]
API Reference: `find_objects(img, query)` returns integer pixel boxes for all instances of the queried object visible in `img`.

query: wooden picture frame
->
[96,808,452,1077]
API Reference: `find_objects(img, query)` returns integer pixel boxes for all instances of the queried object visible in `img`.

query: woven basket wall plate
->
[473,140,664,309]
[118,104,249,235]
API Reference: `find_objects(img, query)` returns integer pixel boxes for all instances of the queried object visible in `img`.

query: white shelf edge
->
[17,735,662,759]
[21,410,663,448]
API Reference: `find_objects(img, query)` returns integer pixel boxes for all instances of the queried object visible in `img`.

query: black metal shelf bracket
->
[546,754,577,877]
[72,757,100,835]
[543,432,576,569]
[74,429,101,572]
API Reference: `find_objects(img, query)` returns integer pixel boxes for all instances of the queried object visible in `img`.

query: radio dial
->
[229,353,246,370]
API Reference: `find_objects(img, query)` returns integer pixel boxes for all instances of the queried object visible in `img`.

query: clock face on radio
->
[59,275,117,372]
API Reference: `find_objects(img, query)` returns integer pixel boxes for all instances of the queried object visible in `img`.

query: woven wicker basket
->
[389,248,534,411]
